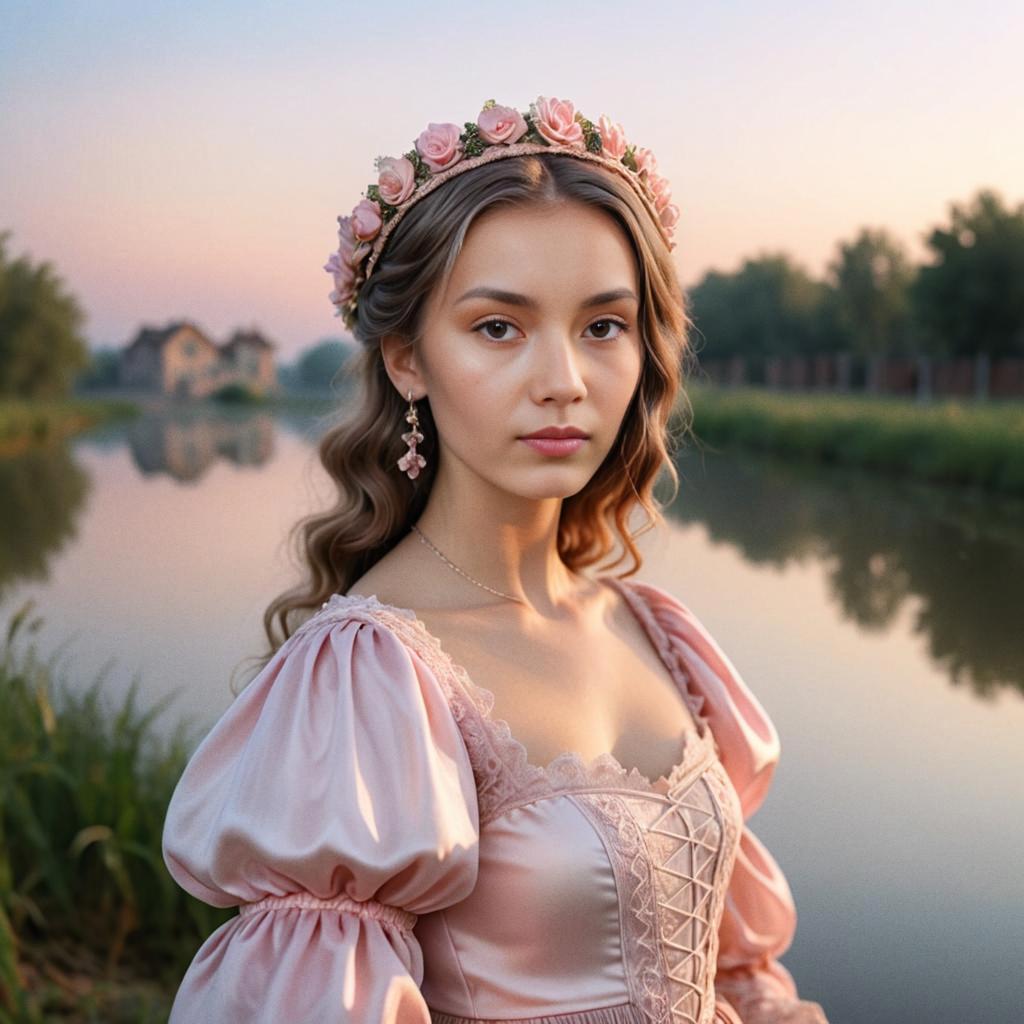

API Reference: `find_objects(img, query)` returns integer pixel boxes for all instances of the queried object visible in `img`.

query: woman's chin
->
[495,467,598,502]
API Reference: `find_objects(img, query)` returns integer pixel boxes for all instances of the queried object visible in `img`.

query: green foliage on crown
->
[404,148,433,184]
[520,112,547,147]
[365,183,398,223]
[460,122,487,158]
[574,112,603,154]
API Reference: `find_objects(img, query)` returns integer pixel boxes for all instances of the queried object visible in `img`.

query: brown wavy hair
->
[234,152,697,690]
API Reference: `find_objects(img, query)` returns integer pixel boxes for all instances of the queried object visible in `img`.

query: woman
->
[162,95,830,1024]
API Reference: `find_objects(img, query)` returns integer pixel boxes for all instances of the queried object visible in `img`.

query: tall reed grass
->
[0,600,232,1023]
[685,386,1024,495]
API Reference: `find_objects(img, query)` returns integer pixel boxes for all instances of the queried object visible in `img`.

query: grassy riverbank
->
[683,385,1024,496]
[0,601,232,1023]
[0,400,140,458]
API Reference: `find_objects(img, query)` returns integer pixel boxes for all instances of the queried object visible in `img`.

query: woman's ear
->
[379,333,425,400]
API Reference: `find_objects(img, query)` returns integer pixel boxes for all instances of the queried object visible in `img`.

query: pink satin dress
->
[162,577,828,1024]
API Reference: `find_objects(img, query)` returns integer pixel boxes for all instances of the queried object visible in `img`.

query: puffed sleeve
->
[630,580,829,1024]
[161,607,480,1023]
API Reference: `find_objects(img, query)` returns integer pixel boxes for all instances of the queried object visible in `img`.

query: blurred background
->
[2,2,1022,1021]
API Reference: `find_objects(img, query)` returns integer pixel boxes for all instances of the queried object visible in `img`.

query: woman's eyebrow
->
[454,286,638,309]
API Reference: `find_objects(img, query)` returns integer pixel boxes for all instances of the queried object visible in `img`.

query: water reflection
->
[0,410,1022,707]
[667,447,1024,698]
[125,410,276,482]
[0,446,90,603]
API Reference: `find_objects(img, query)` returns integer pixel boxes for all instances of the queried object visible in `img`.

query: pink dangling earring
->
[397,390,426,480]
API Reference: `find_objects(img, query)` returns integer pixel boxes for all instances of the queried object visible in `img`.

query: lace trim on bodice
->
[301,578,717,824]
[699,761,743,1013]
[572,792,672,1024]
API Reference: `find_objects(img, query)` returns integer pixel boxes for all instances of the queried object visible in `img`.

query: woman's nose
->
[531,333,587,404]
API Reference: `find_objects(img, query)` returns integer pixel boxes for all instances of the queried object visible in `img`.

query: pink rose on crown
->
[377,156,416,205]
[532,96,584,147]
[647,171,673,213]
[351,198,382,242]
[324,250,357,304]
[660,203,680,231]
[416,122,464,173]
[477,103,528,145]
[598,114,628,161]
[338,213,370,266]
[634,146,658,177]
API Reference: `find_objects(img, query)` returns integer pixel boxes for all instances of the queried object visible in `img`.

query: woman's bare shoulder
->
[345,533,468,615]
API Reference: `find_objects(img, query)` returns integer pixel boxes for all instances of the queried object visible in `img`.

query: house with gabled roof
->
[119,321,277,397]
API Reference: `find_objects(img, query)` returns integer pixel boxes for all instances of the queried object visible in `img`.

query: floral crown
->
[324,95,680,330]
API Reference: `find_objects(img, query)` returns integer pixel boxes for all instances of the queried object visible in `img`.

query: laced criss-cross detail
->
[646,784,724,1023]
[303,577,717,823]
[572,752,739,1024]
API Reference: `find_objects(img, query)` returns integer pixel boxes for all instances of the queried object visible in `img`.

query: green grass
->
[0,400,140,456]
[0,601,233,1023]
[683,385,1024,495]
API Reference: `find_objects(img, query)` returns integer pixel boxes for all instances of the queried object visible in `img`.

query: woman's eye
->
[585,319,628,341]
[474,319,522,343]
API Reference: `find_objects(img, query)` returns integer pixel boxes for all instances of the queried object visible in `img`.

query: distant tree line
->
[277,339,357,394]
[3,186,1022,402]
[0,231,90,399]
[687,188,1024,363]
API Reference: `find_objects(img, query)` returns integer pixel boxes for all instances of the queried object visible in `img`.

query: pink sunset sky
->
[2,0,1022,361]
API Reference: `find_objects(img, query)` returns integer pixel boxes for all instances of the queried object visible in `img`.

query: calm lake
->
[2,403,1022,1024]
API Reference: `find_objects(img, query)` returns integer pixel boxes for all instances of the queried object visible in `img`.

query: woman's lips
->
[519,437,587,456]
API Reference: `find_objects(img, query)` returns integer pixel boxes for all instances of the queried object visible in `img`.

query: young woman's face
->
[411,201,644,502]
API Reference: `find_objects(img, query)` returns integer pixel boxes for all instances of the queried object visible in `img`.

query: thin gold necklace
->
[411,523,528,605]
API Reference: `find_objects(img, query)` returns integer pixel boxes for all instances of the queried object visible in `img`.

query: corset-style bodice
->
[369,576,744,1024]
[416,727,741,1024]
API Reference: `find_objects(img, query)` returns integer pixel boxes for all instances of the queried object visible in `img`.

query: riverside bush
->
[683,386,1024,495]
[0,600,232,1023]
